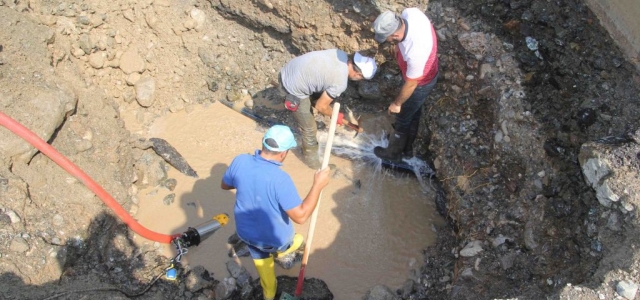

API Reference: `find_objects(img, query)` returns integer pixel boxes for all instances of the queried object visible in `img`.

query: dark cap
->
[372,11,401,43]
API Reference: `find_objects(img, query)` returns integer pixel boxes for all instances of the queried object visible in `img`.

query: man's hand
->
[389,79,418,115]
[287,166,332,224]
[388,102,402,114]
[313,166,331,189]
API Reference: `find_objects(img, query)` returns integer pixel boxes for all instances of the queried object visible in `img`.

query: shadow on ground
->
[0,213,180,300]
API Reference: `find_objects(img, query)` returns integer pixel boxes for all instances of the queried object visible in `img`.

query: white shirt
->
[397,8,438,82]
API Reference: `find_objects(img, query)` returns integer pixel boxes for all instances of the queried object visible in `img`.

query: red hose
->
[0,111,178,244]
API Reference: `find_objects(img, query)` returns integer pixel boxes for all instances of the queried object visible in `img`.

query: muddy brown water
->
[124,102,443,299]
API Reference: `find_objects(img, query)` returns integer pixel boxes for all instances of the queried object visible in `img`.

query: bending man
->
[221,125,331,300]
[372,8,439,161]
[279,49,377,169]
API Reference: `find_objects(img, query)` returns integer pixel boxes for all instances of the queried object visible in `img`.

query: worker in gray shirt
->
[278,49,377,169]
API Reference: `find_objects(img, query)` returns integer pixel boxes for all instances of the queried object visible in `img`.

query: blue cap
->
[263,125,297,152]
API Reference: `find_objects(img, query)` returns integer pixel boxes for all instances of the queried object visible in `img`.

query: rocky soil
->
[1,0,639,299]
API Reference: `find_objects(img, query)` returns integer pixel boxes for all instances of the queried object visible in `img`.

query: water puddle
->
[125,101,444,299]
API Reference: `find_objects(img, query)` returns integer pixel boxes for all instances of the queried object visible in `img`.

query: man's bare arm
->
[286,167,331,224]
[314,91,350,125]
[314,91,335,117]
[389,78,419,113]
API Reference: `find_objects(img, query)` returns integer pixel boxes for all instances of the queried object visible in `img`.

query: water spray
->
[318,131,437,192]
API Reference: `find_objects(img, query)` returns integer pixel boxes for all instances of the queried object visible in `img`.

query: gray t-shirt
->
[280,49,349,100]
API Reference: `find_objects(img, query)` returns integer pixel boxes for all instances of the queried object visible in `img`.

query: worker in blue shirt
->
[221,125,331,300]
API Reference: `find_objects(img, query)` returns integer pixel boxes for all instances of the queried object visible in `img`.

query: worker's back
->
[222,150,301,248]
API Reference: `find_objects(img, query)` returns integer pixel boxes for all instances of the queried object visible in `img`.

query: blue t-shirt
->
[222,150,302,248]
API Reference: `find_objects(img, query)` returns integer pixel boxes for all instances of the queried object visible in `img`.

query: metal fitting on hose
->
[179,213,229,248]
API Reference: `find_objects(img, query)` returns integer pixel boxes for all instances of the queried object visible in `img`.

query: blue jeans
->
[245,238,294,259]
[394,73,439,136]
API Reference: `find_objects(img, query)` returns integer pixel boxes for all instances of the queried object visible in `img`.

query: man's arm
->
[314,91,335,117]
[221,181,235,190]
[314,91,350,125]
[285,167,331,224]
[389,78,419,114]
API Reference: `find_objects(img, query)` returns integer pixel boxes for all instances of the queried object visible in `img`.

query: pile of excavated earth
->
[1,0,639,299]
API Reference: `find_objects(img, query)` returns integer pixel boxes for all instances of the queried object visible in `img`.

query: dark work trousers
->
[394,72,439,136]
[292,96,317,150]
[278,73,317,149]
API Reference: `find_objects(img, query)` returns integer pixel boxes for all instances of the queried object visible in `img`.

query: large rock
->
[134,77,156,107]
[78,33,92,54]
[198,47,216,68]
[185,265,215,292]
[226,260,251,287]
[458,32,489,60]
[0,89,77,165]
[579,132,640,209]
[190,8,207,31]
[617,280,639,300]
[88,51,106,69]
[214,277,237,299]
[358,81,383,100]
[9,237,29,253]
[459,240,483,257]
[119,48,146,74]
[0,8,77,165]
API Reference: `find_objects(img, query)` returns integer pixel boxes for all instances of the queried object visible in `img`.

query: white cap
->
[354,52,377,80]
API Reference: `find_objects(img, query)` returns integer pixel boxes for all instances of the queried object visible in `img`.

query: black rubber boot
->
[301,144,321,170]
[402,117,420,159]
[402,134,416,159]
[374,132,407,162]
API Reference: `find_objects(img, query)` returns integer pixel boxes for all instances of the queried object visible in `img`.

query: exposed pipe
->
[0,111,179,244]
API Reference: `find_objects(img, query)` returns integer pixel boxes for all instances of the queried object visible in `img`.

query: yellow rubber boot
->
[277,233,304,258]
[253,257,277,300]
